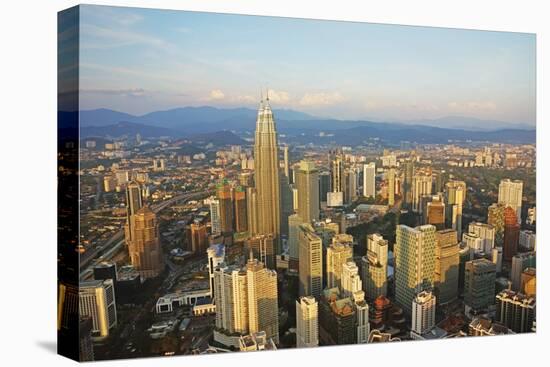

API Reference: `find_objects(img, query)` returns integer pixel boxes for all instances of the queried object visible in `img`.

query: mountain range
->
[68,107,535,145]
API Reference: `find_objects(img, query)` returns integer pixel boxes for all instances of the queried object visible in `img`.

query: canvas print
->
[57,4,536,362]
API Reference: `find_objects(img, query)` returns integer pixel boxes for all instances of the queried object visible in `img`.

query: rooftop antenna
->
[266,86,270,101]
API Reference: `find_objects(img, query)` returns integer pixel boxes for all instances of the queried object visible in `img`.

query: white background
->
[0,0,547,366]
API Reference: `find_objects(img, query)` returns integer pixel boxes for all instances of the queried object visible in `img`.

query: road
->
[79,190,211,280]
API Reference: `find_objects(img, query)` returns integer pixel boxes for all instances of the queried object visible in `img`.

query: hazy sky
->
[79,5,536,125]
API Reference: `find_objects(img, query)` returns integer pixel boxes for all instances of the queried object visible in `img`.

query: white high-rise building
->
[214,264,249,335]
[353,290,370,344]
[462,232,484,253]
[208,197,222,236]
[498,179,523,224]
[468,222,495,254]
[207,244,225,298]
[411,291,436,336]
[341,261,362,298]
[363,162,376,198]
[79,279,117,339]
[445,181,466,238]
[367,233,388,267]
[296,296,319,348]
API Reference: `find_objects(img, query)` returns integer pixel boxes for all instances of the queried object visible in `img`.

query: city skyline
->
[77,5,535,125]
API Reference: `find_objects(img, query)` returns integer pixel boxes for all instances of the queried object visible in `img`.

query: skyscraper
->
[247,258,280,344]
[403,160,414,209]
[190,220,208,254]
[434,229,459,305]
[498,179,523,224]
[207,244,225,298]
[79,279,117,340]
[341,261,362,298]
[363,162,376,198]
[387,168,395,206]
[327,149,344,207]
[124,181,143,243]
[288,214,303,270]
[468,222,495,254]
[412,170,432,213]
[282,145,290,180]
[295,160,320,223]
[254,97,281,243]
[495,290,535,333]
[209,198,222,237]
[217,180,234,233]
[245,234,276,270]
[503,207,520,261]
[298,224,323,298]
[411,291,436,337]
[464,259,496,313]
[488,202,506,246]
[127,206,163,279]
[326,240,353,290]
[214,264,249,336]
[395,224,436,315]
[246,187,258,236]
[233,187,248,233]
[296,296,319,348]
[445,180,466,237]
[510,252,536,292]
[426,198,445,229]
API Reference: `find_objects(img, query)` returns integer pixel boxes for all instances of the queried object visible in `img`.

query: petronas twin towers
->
[253,95,281,243]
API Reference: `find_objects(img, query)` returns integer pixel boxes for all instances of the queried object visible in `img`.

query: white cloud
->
[209,89,225,100]
[299,92,343,106]
[448,101,497,111]
[265,89,290,103]
[80,88,147,97]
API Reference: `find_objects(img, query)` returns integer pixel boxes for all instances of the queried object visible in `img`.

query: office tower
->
[79,317,94,361]
[519,230,536,251]
[247,258,280,344]
[292,186,299,210]
[468,222,495,254]
[103,175,116,193]
[354,290,370,344]
[282,145,290,180]
[319,288,356,345]
[239,171,254,188]
[526,207,536,226]
[296,160,320,223]
[214,264,249,335]
[280,174,293,237]
[245,234,276,270]
[462,232,483,253]
[464,259,496,313]
[426,198,445,229]
[363,162,376,198]
[326,240,353,290]
[403,160,414,209]
[93,262,117,288]
[79,279,117,339]
[488,203,506,245]
[361,233,388,301]
[217,180,234,233]
[190,220,208,254]
[521,268,536,297]
[327,149,344,207]
[344,167,358,204]
[319,171,330,206]
[233,187,248,233]
[492,247,503,273]
[254,97,281,243]
[498,179,523,224]
[510,252,536,292]
[127,206,163,279]
[503,207,520,261]
[207,244,225,298]
[445,181,466,237]
[434,170,446,193]
[296,296,319,348]
[411,291,436,336]
[434,229,459,305]
[395,225,436,315]
[298,224,323,298]
[387,168,395,206]
[412,170,432,213]
[246,187,258,236]
[495,290,536,333]
[341,261,362,298]
[124,181,143,243]
[288,214,303,270]
[208,198,222,237]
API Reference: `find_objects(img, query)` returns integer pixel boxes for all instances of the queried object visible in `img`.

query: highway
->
[79,190,211,281]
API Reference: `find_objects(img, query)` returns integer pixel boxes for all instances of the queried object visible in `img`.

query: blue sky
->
[79,5,536,125]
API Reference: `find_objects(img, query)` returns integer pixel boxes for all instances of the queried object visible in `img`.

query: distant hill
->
[395,116,534,131]
[67,107,536,145]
